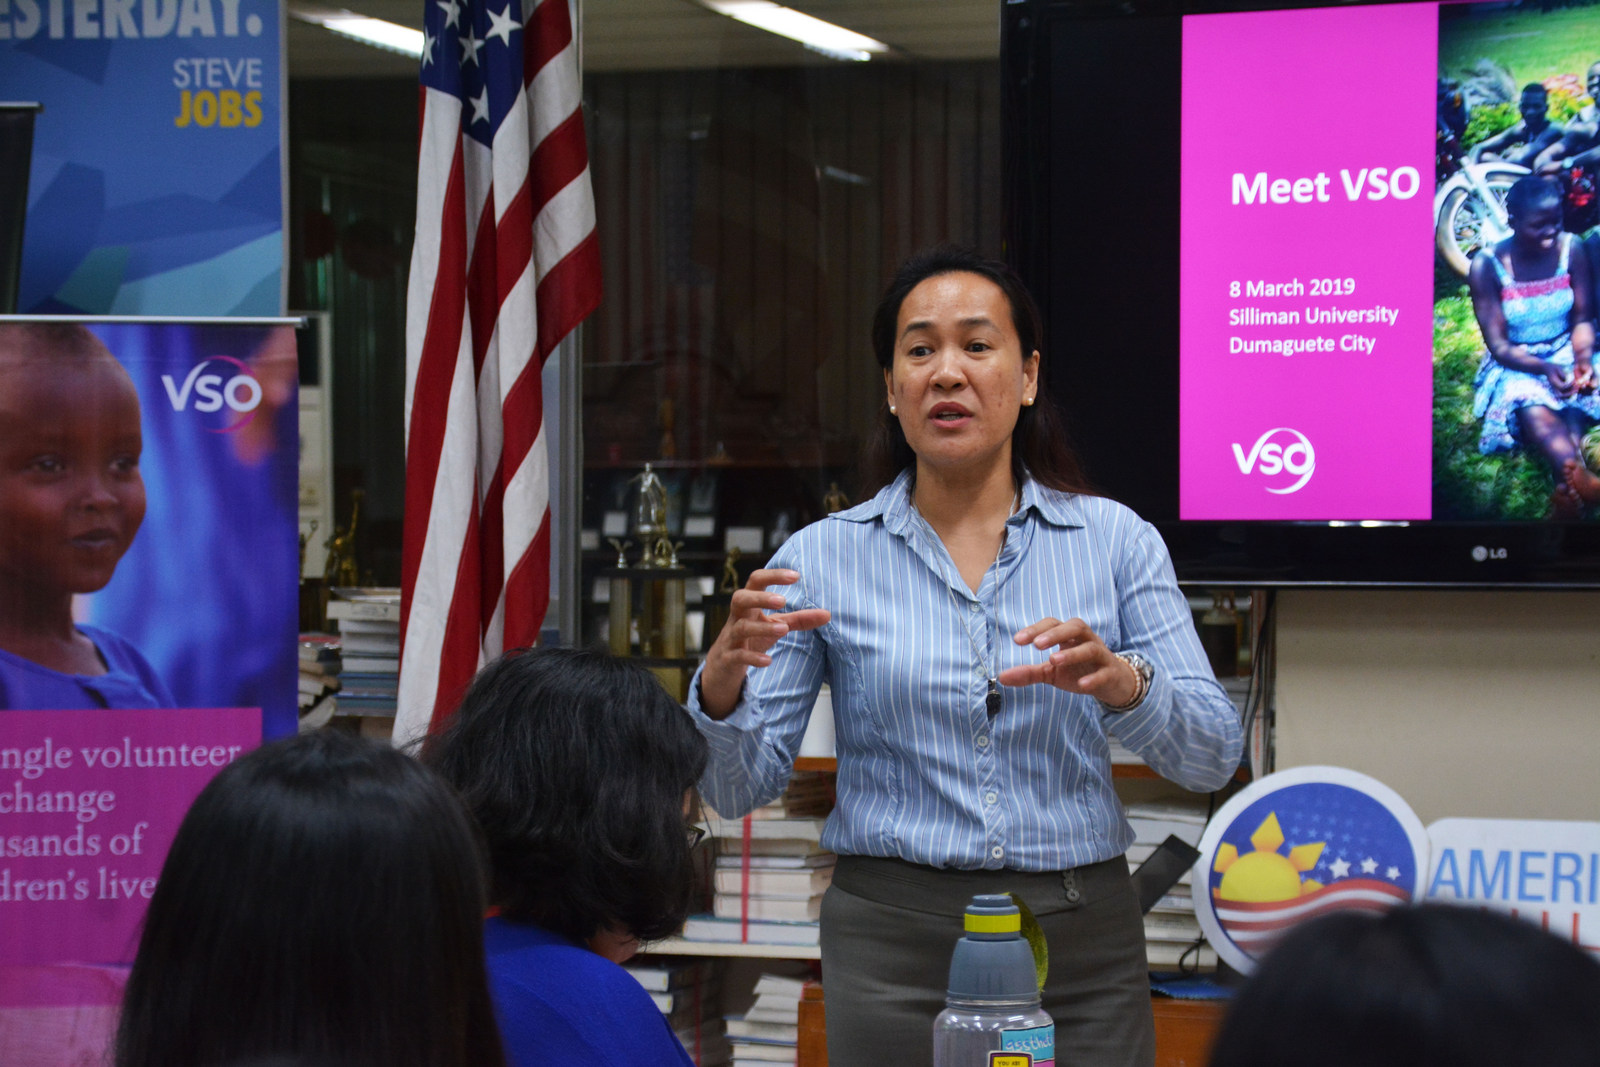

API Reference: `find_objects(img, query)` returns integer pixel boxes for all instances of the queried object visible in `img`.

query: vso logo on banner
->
[161,356,263,432]
[1193,766,1429,973]
[1231,427,1316,494]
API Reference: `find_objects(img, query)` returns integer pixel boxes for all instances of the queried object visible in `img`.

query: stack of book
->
[685,779,835,947]
[297,633,341,728]
[725,972,806,1067]
[327,590,401,719]
[1125,800,1217,970]
[622,959,729,1066]
[711,858,833,923]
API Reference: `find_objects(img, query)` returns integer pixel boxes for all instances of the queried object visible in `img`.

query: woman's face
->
[1511,199,1562,252]
[884,271,1039,477]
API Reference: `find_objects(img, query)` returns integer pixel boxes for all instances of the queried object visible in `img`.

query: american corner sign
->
[1190,765,1600,973]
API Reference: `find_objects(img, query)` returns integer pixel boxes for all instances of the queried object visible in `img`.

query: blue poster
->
[0,0,283,315]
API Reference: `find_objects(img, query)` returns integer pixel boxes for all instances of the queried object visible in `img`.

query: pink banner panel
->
[0,708,260,1007]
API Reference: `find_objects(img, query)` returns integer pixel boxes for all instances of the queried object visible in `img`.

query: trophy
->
[324,488,364,589]
[702,546,743,647]
[607,464,690,698]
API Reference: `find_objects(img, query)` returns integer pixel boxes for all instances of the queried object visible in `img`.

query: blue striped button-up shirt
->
[687,471,1244,872]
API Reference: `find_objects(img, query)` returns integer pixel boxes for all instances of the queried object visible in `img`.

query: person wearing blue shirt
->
[0,324,173,710]
[423,647,708,1067]
[689,247,1244,1067]
[483,919,695,1067]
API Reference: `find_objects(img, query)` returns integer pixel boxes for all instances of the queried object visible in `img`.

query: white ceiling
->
[286,0,1001,79]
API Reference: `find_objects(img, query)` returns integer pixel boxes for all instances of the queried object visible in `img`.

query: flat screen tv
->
[1003,0,1600,586]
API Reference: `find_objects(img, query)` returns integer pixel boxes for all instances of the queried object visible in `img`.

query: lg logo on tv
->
[1231,428,1315,494]
[161,357,262,433]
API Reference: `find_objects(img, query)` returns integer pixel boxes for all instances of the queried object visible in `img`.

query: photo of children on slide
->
[1435,1,1600,520]
[0,320,298,734]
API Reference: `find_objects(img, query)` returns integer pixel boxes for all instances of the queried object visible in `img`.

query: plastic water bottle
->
[932,893,1056,1067]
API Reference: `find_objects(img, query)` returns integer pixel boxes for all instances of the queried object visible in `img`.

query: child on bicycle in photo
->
[0,322,174,709]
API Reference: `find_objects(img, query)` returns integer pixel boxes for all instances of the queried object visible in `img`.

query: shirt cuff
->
[685,663,766,748]
[1101,660,1174,751]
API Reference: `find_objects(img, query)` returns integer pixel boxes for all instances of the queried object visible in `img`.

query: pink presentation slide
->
[1179,3,1438,520]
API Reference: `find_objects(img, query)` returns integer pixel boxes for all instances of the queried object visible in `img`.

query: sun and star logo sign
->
[1196,772,1426,971]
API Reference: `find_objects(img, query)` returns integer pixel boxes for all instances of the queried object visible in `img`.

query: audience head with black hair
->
[422,644,709,958]
[115,729,505,1067]
[1207,902,1600,1067]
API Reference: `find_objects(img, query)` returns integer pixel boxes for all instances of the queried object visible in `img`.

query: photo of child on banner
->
[0,319,299,736]
[0,324,173,707]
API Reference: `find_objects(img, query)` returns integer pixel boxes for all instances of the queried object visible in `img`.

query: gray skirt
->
[818,854,1155,1067]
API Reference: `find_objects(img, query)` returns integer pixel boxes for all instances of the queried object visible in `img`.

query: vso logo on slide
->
[161,357,263,433]
[1232,428,1315,494]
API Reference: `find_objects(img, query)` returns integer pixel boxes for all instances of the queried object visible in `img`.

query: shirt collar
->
[832,468,1088,532]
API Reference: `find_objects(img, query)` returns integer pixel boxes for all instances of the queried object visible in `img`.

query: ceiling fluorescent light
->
[290,7,424,58]
[698,0,889,61]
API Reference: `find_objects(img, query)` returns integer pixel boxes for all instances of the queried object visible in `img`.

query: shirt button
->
[968,601,979,612]
[984,791,998,805]
[976,735,989,748]
[991,845,1004,860]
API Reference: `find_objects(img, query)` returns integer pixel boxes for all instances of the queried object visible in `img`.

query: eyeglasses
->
[686,823,708,849]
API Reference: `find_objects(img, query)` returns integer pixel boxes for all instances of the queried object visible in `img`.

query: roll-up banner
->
[0,315,298,1064]
[0,0,284,316]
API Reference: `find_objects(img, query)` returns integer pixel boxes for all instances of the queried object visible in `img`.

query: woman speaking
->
[688,247,1243,1067]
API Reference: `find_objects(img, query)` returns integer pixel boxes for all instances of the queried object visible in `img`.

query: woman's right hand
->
[698,569,831,720]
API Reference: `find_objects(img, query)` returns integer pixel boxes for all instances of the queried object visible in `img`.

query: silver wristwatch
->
[1101,651,1153,712]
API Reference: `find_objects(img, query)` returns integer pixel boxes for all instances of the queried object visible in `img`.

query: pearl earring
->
[889,405,898,415]
[1023,396,1034,407]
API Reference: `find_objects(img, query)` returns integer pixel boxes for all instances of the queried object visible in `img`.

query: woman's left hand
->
[996,617,1140,707]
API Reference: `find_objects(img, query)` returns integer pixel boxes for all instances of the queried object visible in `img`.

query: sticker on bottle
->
[998,1023,1055,1067]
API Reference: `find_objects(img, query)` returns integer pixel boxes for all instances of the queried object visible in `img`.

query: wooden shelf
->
[1152,995,1226,1067]
[793,756,836,773]
[641,937,820,960]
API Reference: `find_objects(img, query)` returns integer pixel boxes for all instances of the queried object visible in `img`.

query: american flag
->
[397,0,600,745]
